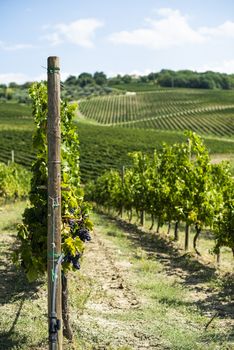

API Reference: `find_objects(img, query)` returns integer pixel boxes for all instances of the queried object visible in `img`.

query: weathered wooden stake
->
[185,223,190,251]
[120,165,125,217]
[11,150,14,163]
[47,56,62,350]
[174,221,179,241]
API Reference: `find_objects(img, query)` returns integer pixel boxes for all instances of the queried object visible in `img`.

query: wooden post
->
[140,210,145,226]
[11,150,14,163]
[47,56,62,350]
[120,165,125,217]
[174,221,179,241]
[185,138,191,252]
[185,223,190,251]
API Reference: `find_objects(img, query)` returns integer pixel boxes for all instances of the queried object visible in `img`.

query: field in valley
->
[79,89,234,137]
[0,88,234,181]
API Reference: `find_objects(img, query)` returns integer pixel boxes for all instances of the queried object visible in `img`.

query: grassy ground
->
[127,211,234,272]
[1,202,233,349]
[73,212,233,349]
[0,201,47,350]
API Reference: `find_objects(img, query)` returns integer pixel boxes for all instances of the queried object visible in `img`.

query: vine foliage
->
[0,162,30,201]
[86,132,234,254]
[14,82,93,281]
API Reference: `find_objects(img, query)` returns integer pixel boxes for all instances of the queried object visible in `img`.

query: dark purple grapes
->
[71,257,80,270]
[69,208,75,214]
[68,218,75,231]
[77,228,91,242]
[63,252,81,270]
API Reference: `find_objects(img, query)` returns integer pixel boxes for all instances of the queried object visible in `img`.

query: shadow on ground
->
[0,235,43,350]
[0,241,42,305]
[101,213,234,320]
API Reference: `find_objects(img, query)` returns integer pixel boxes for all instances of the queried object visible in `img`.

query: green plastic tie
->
[52,197,59,209]
[47,67,60,74]
[48,252,61,258]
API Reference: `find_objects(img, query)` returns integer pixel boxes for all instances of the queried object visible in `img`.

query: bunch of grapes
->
[68,218,76,232]
[77,228,91,242]
[65,208,92,270]
[64,252,81,270]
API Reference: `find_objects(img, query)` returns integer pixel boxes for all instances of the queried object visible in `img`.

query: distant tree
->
[65,75,78,86]
[140,76,148,83]
[21,82,32,89]
[200,76,215,89]
[6,87,13,100]
[158,71,174,87]
[9,82,19,88]
[0,85,7,99]
[188,76,201,89]
[108,75,122,85]
[122,75,132,84]
[93,71,107,85]
[220,75,231,90]
[147,73,158,82]
[77,73,94,87]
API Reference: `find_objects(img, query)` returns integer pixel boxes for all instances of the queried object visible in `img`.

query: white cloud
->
[0,41,35,51]
[192,60,234,74]
[43,32,62,46]
[199,21,234,38]
[109,8,204,49]
[109,8,234,50]
[0,73,30,84]
[43,18,104,48]
[0,71,71,85]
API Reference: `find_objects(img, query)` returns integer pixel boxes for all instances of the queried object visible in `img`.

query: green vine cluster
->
[86,132,233,254]
[0,162,30,202]
[14,82,93,281]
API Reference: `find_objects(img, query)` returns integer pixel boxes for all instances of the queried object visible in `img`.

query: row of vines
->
[79,91,234,136]
[86,131,234,258]
[0,162,30,202]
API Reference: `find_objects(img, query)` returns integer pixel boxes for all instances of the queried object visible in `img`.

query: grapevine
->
[86,131,233,255]
[14,81,93,281]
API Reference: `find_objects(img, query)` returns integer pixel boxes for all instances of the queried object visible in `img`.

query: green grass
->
[0,201,92,350]
[117,210,234,271]
[0,201,29,232]
[0,201,48,350]
[81,212,234,350]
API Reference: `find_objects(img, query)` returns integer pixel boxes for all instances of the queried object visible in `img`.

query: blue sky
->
[1,0,234,84]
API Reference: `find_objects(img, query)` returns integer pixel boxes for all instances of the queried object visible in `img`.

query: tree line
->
[109,69,234,90]
[1,69,234,104]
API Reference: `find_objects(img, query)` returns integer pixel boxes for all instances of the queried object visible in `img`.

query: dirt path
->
[75,228,163,350]
[74,215,234,350]
[83,232,139,310]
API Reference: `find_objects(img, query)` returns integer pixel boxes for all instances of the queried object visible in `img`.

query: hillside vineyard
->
[79,89,234,137]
